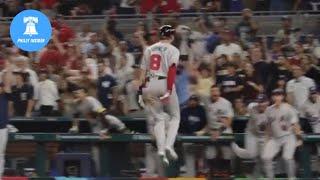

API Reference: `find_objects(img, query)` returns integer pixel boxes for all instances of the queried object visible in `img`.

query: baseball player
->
[196,85,234,178]
[262,89,302,179]
[136,25,180,165]
[299,87,320,162]
[231,94,269,178]
[68,86,128,136]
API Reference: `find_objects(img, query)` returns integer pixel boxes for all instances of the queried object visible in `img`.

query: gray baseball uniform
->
[300,97,320,156]
[140,42,180,155]
[71,96,126,133]
[206,97,234,159]
[262,103,299,179]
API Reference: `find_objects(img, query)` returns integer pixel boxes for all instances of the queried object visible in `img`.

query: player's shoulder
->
[219,97,232,106]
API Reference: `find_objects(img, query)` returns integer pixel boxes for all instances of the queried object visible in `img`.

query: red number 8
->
[150,54,161,70]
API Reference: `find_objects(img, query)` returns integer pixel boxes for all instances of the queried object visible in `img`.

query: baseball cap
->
[309,86,318,94]
[272,89,285,95]
[256,94,268,103]
[189,95,199,101]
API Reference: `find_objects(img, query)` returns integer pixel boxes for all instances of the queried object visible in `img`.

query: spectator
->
[39,40,65,69]
[234,98,248,116]
[180,95,207,177]
[213,29,243,60]
[158,0,181,14]
[268,55,292,94]
[13,55,39,88]
[97,61,118,110]
[301,54,320,86]
[249,47,270,88]
[242,63,263,102]
[235,8,259,49]
[175,59,191,107]
[180,95,207,135]
[286,65,316,109]
[36,70,59,116]
[106,19,124,41]
[219,63,244,104]
[195,64,214,102]
[10,72,34,117]
[82,33,107,56]
[275,16,298,44]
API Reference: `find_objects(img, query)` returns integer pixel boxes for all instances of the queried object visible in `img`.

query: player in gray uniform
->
[262,89,302,179]
[196,85,234,177]
[68,86,127,135]
[137,25,180,165]
[299,87,320,166]
[231,94,269,178]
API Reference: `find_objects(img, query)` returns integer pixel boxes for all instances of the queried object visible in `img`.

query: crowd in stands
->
[0,7,319,120]
[1,0,320,17]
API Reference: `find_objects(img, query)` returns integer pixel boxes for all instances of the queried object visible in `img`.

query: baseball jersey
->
[247,103,268,136]
[71,96,105,118]
[141,42,180,77]
[207,97,234,130]
[300,97,320,127]
[286,76,316,108]
[265,103,299,138]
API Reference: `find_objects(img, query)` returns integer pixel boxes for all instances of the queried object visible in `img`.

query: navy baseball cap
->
[256,94,268,103]
[189,95,200,101]
[272,89,285,95]
[309,86,318,94]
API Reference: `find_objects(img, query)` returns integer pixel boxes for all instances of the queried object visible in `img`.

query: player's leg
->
[103,115,127,132]
[232,131,258,159]
[164,89,180,160]
[262,138,280,179]
[0,128,8,177]
[282,134,297,178]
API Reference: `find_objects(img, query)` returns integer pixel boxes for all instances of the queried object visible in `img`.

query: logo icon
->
[23,16,39,36]
[10,10,52,52]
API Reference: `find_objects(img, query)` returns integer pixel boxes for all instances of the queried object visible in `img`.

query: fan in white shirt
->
[213,29,243,60]
[286,65,316,109]
[36,70,59,116]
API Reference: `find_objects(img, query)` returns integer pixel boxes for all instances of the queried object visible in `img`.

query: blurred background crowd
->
[0,0,320,17]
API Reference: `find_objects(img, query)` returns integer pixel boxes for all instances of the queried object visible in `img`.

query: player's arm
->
[160,48,180,100]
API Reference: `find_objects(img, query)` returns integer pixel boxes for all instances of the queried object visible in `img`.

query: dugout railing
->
[5,117,320,178]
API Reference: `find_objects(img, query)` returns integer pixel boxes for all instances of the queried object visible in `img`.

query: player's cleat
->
[159,153,169,166]
[7,124,19,133]
[165,148,178,161]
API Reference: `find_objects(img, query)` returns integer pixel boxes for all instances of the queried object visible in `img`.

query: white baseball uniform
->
[231,103,268,178]
[140,41,180,155]
[205,97,234,159]
[300,96,320,156]
[262,103,299,179]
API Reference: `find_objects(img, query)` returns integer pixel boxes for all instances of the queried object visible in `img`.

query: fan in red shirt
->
[139,0,181,14]
[39,40,65,69]
[51,19,75,43]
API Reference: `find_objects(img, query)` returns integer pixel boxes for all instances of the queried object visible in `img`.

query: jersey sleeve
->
[287,105,299,124]
[286,81,294,93]
[168,47,180,66]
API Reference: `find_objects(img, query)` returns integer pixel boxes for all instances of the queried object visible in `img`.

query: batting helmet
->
[159,25,175,37]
